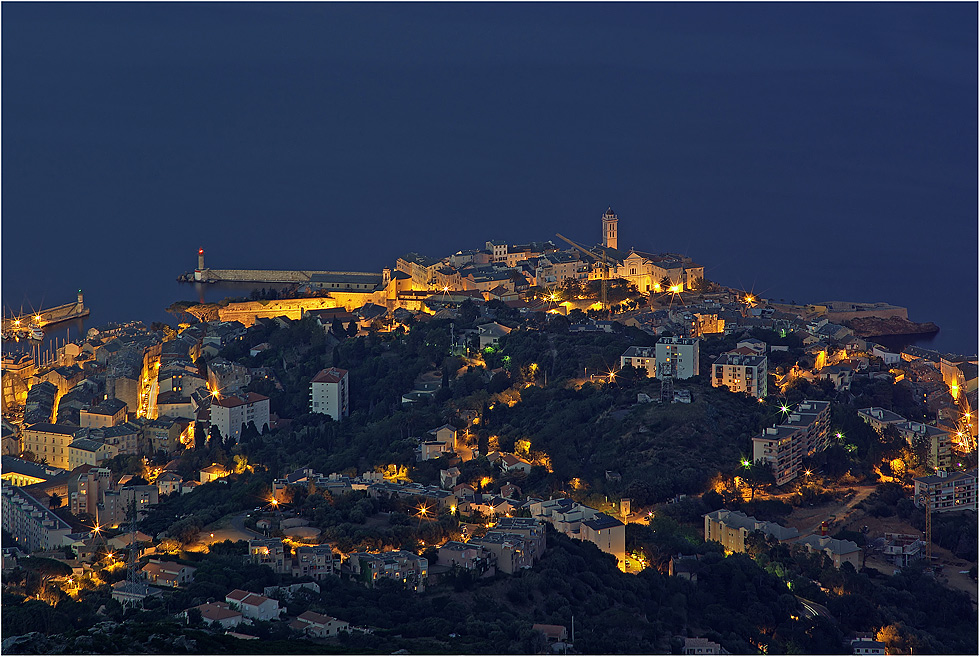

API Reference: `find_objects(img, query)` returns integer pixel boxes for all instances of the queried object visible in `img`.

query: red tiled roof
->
[194,601,241,621]
[311,368,348,384]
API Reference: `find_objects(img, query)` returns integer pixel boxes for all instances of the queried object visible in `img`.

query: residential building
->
[210,392,270,442]
[881,533,924,568]
[68,467,112,517]
[144,416,190,454]
[79,398,128,428]
[249,538,290,574]
[20,423,83,470]
[620,346,656,378]
[683,637,726,655]
[438,541,493,572]
[200,463,230,483]
[493,517,547,559]
[1,484,72,552]
[427,424,458,451]
[206,358,251,395]
[913,469,978,514]
[702,509,799,553]
[347,550,428,592]
[857,407,907,434]
[141,559,197,587]
[795,534,861,569]
[895,421,952,470]
[309,368,349,420]
[850,638,886,655]
[499,453,532,474]
[185,602,242,629]
[156,471,183,496]
[289,611,349,638]
[292,544,339,580]
[225,589,280,621]
[712,353,767,398]
[98,485,159,527]
[477,322,512,349]
[467,531,534,574]
[580,513,627,567]
[752,400,832,485]
[68,438,117,470]
[533,624,568,643]
[656,336,700,379]
[530,498,625,568]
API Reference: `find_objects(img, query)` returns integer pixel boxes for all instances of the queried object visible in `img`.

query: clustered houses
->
[247,537,343,580]
[858,407,953,470]
[529,498,626,569]
[8,320,267,475]
[703,509,862,569]
[752,400,831,485]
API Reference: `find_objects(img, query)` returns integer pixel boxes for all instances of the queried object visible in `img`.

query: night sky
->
[2,3,977,353]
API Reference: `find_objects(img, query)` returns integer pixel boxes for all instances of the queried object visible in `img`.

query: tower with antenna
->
[659,359,675,404]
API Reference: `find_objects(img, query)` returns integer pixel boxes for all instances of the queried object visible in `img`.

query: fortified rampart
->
[198,269,369,284]
[818,301,909,323]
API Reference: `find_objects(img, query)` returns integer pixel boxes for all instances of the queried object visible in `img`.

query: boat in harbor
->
[29,325,44,340]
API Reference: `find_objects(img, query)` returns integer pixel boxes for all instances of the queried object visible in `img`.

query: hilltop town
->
[1,209,977,654]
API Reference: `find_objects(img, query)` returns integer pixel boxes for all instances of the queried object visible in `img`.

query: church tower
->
[602,207,618,250]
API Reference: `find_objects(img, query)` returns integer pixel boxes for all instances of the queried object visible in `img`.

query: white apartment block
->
[656,337,699,379]
[310,368,349,420]
[2,484,72,552]
[210,392,270,442]
[712,352,767,398]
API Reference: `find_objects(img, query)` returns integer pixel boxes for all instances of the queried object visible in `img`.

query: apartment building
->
[20,423,83,470]
[702,509,799,553]
[712,353,768,398]
[530,498,626,569]
[856,407,907,434]
[210,392,270,442]
[621,346,656,377]
[895,421,952,470]
[913,469,977,514]
[1,484,72,552]
[309,368,349,420]
[656,336,700,379]
[752,400,831,485]
[248,538,290,574]
[347,550,428,592]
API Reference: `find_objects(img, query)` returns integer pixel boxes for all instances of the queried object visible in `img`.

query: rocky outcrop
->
[845,316,939,338]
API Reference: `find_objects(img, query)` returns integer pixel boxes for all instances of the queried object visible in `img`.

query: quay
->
[1,290,89,333]
[178,248,381,286]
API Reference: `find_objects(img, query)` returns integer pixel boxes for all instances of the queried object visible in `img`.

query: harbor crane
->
[555,232,619,311]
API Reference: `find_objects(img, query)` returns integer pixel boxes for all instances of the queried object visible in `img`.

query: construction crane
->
[555,232,614,311]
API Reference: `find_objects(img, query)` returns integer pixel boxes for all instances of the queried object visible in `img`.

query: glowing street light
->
[780,404,790,414]
[741,459,751,468]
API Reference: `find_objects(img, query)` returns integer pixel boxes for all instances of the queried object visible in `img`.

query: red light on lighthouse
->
[198,248,204,255]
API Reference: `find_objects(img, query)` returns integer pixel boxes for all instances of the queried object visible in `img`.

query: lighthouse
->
[195,248,205,282]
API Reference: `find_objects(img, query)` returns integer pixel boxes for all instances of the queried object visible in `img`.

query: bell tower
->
[602,207,618,250]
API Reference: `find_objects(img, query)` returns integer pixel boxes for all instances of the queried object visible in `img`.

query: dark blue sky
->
[2,3,977,353]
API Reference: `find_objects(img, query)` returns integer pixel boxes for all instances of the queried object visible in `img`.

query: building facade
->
[210,392,270,442]
[712,353,768,398]
[656,336,700,379]
[309,368,349,420]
